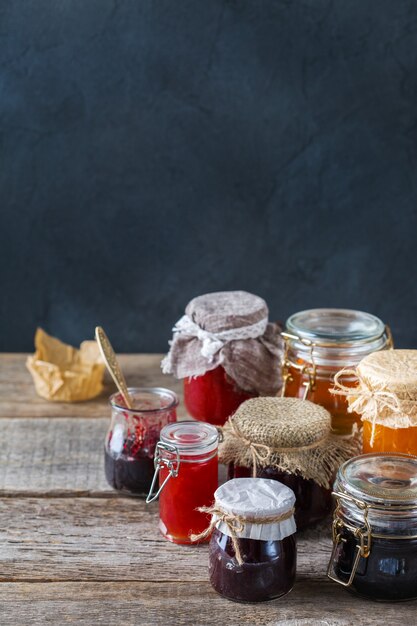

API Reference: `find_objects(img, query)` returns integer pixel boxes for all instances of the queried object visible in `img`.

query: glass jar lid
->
[336,453,417,506]
[160,420,218,455]
[284,308,388,367]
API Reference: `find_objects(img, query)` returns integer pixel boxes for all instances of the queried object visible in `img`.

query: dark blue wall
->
[1,0,417,352]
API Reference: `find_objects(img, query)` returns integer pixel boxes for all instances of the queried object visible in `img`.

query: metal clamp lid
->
[280,331,317,400]
[327,491,372,587]
[145,442,180,504]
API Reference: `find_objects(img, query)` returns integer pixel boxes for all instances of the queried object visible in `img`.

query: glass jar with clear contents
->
[147,421,219,544]
[282,309,391,434]
[327,453,417,601]
[104,387,178,496]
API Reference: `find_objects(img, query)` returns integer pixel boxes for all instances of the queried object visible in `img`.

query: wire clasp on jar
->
[280,332,317,400]
[327,491,372,587]
[145,442,180,504]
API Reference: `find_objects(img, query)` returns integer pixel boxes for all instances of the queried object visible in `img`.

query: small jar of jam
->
[282,308,391,434]
[146,421,219,544]
[104,387,178,496]
[162,291,283,426]
[206,477,296,602]
[327,453,417,601]
[220,397,360,530]
[334,349,417,456]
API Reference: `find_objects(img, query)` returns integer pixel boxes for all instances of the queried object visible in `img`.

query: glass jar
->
[208,477,296,602]
[104,387,178,496]
[327,453,417,601]
[282,309,390,434]
[184,365,255,426]
[147,420,219,544]
[228,464,332,530]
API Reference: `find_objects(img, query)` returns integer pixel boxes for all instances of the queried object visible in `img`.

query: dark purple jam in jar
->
[228,464,332,530]
[209,528,296,602]
[328,453,417,601]
[104,387,177,496]
[208,477,297,602]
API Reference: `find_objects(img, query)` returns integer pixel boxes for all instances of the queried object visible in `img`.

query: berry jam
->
[183,365,254,426]
[209,527,296,602]
[156,421,219,544]
[334,530,417,601]
[104,448,155,496]
[228,464,332,530]
[104,388,177,497]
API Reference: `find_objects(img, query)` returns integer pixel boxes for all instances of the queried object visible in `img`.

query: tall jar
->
[104,387,178,496]
[207,478,297,603]
[282,309,391,434]
[333,349,417,455]
[147,421,219,544]
[162,291,283,426]
[220,397,361,530]
[327,453,417,602]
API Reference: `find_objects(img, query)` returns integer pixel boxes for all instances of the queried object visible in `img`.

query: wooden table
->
[0,354,415,625]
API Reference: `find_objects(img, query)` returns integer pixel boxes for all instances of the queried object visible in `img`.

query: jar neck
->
[284,337,390,369]
[334,490,417,537]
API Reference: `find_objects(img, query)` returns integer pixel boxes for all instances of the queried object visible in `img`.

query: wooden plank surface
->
[0,418,111,495]
[0,354,185,418]
[0,580,415,626]
[0,353,416,624]
[0,497,330,583]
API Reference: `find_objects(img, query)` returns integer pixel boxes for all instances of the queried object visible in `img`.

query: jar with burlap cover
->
[219,397,361,488]
[162,290,283,395]
[332,349,417,446]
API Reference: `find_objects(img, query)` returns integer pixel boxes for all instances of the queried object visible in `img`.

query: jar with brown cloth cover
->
[220,397,362,529]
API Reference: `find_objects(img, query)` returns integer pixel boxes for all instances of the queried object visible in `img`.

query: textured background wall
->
[1,0,417,352]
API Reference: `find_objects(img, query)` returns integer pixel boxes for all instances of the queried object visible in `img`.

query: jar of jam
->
[162,291,283,426]
[146,420,219,544]
[228,464,333,530]
[282,309,391,434]
[220,397,360,530]
[327,453,417,601]
[334,349,417,456]
[104,387,178,496]
[206,477,296,602]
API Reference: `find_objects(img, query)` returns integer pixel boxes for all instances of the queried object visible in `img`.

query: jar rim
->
[160,420,218,454]
[110,387,179,414]
[336,452,417,508]
[286,308,386,345]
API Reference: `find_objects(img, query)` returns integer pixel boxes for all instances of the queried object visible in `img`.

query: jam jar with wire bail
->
[281,309,391,434]
[146,421,219,544]
[327,453,417,601]
[104,387,178,496]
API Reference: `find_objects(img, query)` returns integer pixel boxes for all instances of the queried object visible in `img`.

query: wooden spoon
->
[95,326,133,409]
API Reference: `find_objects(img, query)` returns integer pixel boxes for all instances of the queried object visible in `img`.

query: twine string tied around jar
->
[190,504,295,565]
[226,416,330,478]
[332,368,402,447]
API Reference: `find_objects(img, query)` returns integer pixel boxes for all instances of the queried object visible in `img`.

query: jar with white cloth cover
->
[161,291,283,426]
[192,477,296,602]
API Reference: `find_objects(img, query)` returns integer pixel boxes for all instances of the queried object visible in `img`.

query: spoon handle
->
[95,326,133,409]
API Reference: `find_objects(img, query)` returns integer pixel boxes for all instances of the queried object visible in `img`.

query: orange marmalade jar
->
[334,350,417,455]
[282,309,391,435]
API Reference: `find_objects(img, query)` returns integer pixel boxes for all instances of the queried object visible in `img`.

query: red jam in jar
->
[104,387,177,496]
[228,464,332,530]
[208,478,297,602]
[184,366,254,426]
[328,453,417,601]
[148,421,219,544]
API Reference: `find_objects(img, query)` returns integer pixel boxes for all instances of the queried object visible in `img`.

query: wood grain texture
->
[0,580,415,626]
[0,498,331,583]
[0,354,184,418]
[0,418,111,495]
